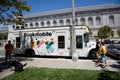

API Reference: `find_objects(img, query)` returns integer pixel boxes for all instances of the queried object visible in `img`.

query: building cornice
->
[24,4,120,18]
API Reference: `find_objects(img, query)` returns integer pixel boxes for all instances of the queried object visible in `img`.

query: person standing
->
[4,40,14,64]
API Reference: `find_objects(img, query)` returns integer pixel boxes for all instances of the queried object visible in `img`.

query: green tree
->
[117,29,120,37]
[0,33,4,39]
[110,31,114,37]
[0,0,30,24]
[97,25,112,39]
[0,33,8,40]
[12,0,30,25]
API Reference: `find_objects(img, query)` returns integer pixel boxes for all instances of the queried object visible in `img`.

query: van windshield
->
[84,33,89,42]
[117,45,120,51]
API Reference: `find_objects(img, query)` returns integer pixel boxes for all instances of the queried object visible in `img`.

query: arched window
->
[41,22,44,27]
[53,20,57,26]
[12,25,15,29]
[35,22,39,27]
[96,17,101,26]
[66,19,71,25]
[109,15,114,25]
[88,17,93,26]
[30,23,33,28]
[80,18,85,25]
[24,24,28,28]
[47,21,51,26]
[59,20,64,25]
[21,26,24,29]
[16,25,20,29]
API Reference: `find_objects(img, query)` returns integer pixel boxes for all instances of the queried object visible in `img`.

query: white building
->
[0,24,8,33]
[4,4,120,37]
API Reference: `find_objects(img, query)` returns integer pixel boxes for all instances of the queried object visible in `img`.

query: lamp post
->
[71,0,78,61]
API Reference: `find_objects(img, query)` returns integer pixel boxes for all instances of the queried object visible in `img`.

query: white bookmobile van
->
[8,26,96,58]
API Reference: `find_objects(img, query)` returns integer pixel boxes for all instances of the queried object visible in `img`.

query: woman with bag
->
[95,42,107,68]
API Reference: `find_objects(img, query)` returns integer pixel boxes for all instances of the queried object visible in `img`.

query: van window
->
[76,35,83,48]
[58,36,65,48]
[16,37,21,48]
[84,33,89,42]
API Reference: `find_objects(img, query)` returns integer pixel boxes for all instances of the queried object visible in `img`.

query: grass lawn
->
[1,67,120,80]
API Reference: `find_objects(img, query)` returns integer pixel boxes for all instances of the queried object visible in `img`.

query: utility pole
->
[70,0,78,62]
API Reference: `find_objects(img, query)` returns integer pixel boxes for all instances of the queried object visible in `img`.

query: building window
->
[21,26,24,29]
[109,15,114,25]
[59,20,64,25]
[16,26,19,29]
[12,25,15,29]
[53,20,57,26]
[66,19,71,25]
[80,18,85,25]
[35,22,39,27]
[30,23,33,28]
[24,24,28,28]
[47,21,51,26]
[88,17,93,26]
[41,22,44,27]
[96,17,101,26]
[58,36,65,48]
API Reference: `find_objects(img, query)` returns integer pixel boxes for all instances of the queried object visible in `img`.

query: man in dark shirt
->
[4,40,14,64]
[95,39,100,60]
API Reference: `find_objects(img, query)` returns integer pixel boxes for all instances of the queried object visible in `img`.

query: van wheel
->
[116,54,120,60]
[88,49,96,59]
[25,49,35,57]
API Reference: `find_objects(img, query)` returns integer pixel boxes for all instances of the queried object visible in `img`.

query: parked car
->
[104,39,111,44]
[107,44,120,59]
[111,40,120,44]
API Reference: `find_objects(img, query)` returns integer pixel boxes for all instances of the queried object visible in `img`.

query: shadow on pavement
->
[109,64,120,70]
[0,57,9,72]
[0,56,34,72]
[97,70,120,80]
[92,59,120,71]
[117,61,120,64]
[109,61,120,70]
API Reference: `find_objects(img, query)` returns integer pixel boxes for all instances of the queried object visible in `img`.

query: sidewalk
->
[25,58,120,71]
[0,58,120,79]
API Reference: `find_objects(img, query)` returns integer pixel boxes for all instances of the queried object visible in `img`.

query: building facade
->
[8,4,120,37]
[0,24,8,33]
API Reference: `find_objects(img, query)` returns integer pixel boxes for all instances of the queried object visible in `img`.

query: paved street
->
[0,50,5,57]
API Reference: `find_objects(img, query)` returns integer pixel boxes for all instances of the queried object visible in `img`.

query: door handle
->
[67,47,70,49]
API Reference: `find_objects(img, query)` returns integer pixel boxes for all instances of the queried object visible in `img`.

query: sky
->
[23,0,120,15]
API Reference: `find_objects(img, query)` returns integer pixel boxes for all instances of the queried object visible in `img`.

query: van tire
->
[88,49,96,59]
[25,49,35,57]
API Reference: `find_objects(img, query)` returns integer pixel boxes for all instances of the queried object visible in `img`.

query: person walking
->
[95,39,100,60]
[95,42,107,68]
[4,40,14,64]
